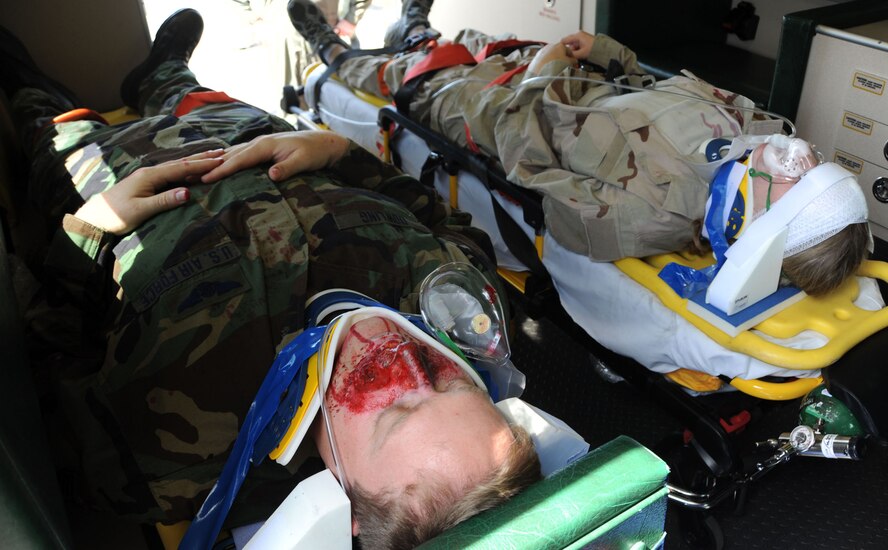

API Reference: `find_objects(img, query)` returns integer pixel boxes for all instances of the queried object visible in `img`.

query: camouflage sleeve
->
[327,140,499,270]
[43,214,117,312]
[586,34,643,76]
[326,140,404,185]
[327,141,464,231]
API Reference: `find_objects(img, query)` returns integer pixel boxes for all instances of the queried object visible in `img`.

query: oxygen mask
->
[754,135,821,185]
[419,262,511,365]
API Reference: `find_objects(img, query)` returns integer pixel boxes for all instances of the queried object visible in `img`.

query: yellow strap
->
[156,521,190,550]
[269,354,322,461]
[449,173,459,209]
[383,127,391,163]
[497,267,529,293]
[665,369,724,392]
[664,369,824,400]
[729,375,824,400]
[101,106,140,125]
[354,88,391,108]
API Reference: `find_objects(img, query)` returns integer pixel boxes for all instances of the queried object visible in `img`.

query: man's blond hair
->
[350,424,541,549]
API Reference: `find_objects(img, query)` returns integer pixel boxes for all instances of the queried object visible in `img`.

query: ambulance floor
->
[510,303,888,550]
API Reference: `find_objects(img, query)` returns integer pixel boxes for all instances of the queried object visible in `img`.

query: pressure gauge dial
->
[789,425,816,452]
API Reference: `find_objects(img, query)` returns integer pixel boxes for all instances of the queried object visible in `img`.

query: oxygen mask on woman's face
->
[746,135,823,213]
[752,135,822,185]
[419,262,511,365]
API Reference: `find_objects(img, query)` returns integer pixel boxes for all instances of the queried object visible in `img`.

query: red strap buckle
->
[403,43,476,84]
[174,91,239,117]
[464,121,481,154]
[52,108,108,125]
[484,64,529,89]
[719,410,752,434]
[474,39,546,63]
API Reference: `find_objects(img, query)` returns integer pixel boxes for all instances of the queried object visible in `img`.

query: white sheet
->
[305,72,884,381]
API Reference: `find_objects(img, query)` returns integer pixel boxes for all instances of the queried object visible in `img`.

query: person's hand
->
[334,19,357,38]
[74,149,225,235]
[561,31,595,60]
[528,41,578,74]
[201,131,351,184]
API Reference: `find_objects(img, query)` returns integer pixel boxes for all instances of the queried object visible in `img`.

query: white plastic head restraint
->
[706,160,868,314]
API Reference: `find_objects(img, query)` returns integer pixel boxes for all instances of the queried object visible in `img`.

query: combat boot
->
[119,8,204,110]
[383,0,437,49]
[287,0,350,64]
[0,26,79,108]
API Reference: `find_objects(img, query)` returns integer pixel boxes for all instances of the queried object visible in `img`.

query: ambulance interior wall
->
[0,0,151,111]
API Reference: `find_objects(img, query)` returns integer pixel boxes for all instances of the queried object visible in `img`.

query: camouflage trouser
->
[15,59,292,233]
[335,29,542,143]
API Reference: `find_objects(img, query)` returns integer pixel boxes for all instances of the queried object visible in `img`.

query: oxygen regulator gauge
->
[873,177,888,203]
[788,425,816,453]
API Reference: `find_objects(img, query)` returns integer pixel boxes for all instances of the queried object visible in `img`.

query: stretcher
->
[298,65,888,392]
[292,63,888,486]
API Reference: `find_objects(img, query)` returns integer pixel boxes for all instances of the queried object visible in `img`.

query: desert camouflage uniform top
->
[16,59,495,526]
[334,31,780,261]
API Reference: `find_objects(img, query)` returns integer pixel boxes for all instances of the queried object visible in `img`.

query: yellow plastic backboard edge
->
[614,255,888,370]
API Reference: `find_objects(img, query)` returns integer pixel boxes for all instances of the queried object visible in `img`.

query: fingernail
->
[269,167,279,180]
[176,189,190,202]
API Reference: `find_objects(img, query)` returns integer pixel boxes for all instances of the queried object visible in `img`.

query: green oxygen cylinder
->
[799,384,864,437]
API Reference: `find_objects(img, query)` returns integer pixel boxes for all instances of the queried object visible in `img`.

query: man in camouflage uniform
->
[290,0,783,262]
[3,8,499,528]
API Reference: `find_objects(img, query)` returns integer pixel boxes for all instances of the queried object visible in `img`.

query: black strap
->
[393,73,430,117]
[419,150,445,187]
[417,146,547,279]
[605,58,626,82]
[429,150,547,279]
[483,41,545,60]
[310,30,442,112]
[489,191,548,280]
[310,47,390,111]
[377,107,549,281]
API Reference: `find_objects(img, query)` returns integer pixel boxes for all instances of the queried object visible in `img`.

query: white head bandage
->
[726,162,868,265]
[784,174,869,257]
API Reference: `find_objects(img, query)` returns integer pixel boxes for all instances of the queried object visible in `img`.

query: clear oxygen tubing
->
[427,74,798,138]
[316,320,352,495]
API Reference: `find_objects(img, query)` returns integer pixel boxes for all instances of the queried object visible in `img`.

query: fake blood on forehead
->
[328,330,465,414]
